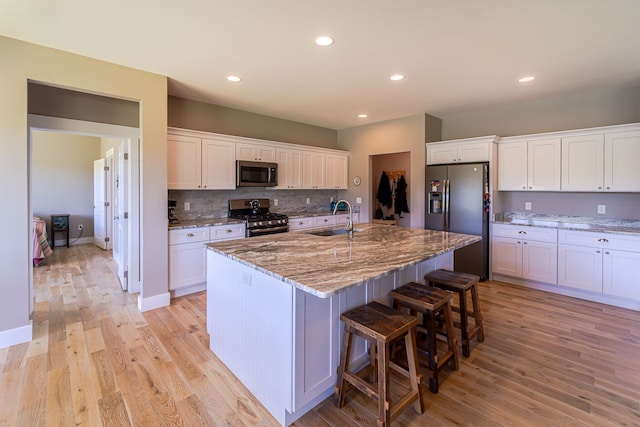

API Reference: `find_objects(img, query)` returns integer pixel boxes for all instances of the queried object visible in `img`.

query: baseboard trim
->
[0,322,32,349]
[137,292,171,312]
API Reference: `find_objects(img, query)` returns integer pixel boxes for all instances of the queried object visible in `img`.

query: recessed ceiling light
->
[390,74,405,81]
[358,114,368,118]
[518,75,535,83]
[315,36,334,47]
[226,75,242,82]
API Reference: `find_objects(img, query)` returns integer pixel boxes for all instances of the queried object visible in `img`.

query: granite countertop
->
[168,217,245,231]
[206,223,481,298]
[493,213,640,236]
[277,210,354,219]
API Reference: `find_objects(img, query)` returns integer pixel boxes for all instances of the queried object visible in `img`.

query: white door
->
[113,140,129,290]
[105,148,114,250]
[93,159,109,249]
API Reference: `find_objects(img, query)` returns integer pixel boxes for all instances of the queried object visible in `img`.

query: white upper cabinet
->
[276,147,303,189]
[168,128,349,191]
[499,137,561,191]
[426,137,495,165]
[527,138,561,191]
[561,133,604,191]
[236,141,276,162]
[498,142,527,191]
[303,150,326,189]
[168,133,235,190]
[168,133,202,190]
[498,123,640,193]
[562,130,640,192]
[325,153,348,189]
[201,138,236,189]
[604,130,640,192]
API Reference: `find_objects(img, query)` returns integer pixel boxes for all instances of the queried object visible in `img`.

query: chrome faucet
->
[333,199,353,233]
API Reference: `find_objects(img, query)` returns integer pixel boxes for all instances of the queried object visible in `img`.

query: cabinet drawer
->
[289,217,314,231]
[492,224,557,243]
[211,224,245,241]
[169,227,209,245]
[314,216,336,228]
[558,229,640,251]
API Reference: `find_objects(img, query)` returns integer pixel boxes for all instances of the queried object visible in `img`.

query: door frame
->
[28,115,141,307]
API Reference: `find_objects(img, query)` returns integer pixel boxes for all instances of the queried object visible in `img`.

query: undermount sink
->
[307,228,363,237]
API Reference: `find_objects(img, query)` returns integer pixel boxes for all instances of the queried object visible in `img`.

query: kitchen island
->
[205,223,481,426]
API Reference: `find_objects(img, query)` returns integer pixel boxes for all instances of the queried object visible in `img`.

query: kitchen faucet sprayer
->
[333,199,353,233]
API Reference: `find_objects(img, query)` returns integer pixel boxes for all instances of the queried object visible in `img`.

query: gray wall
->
[439,84,640,140]
[437,84,640,221]
[338,113,442,227]
[29,82,140,127]
[32,131,100,242]
[168,96,338,149]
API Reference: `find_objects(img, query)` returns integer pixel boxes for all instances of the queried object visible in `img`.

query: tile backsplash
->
[168,189,343,221]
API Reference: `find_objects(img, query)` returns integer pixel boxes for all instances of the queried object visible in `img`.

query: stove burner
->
[228,198,289,237]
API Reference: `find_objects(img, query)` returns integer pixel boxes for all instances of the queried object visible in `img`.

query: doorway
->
[28,115,141,313]
[371,152,411,227]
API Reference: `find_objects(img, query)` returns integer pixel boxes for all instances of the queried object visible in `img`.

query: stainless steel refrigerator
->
[425,162,490,280]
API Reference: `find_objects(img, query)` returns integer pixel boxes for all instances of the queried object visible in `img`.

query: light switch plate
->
[306,198,310,204]
[525,202,532,210]
[356,197,362,204]
[184,202,190,211]
[273,199,278,206]
[598,204,606,214]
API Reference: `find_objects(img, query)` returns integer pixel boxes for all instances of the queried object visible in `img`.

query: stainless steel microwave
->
[236,160,278,187]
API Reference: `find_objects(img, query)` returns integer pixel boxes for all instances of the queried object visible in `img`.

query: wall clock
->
[353,176,361,186]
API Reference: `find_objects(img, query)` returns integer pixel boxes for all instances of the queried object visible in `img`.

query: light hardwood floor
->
[2,244,640,426]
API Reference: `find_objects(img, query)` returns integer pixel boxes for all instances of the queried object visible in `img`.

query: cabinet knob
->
[529,186,532,189]
[604,251,610,255]
[597,238,609,243]
[518,231,527,234]
[598,186,602,189]
[522,186,526,189]
[187,233,194,237]
[523,242,528,245]
[226,229,233,233]
[606,187,611,190]
[596,250,601,253]
[517,241,521,244]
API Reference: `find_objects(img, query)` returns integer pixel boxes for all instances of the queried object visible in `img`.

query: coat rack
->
[384,170,406,180]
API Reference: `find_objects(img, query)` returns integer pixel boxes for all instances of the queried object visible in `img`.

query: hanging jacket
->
[394,175,410,216]
[376,171,392,208]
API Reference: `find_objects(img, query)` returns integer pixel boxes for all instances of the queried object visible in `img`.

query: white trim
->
[137,292,170,312]
[0,323,32,349]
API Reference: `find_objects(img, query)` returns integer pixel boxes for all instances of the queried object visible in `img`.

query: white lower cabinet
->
[169,223,245,297]
[288,213,357,232]
[557,229,640,299]
[491,224,557,284]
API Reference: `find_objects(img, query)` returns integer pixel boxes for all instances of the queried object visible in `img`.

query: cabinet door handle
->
[186,233,194,237]
[597,238,609,243]
[596,250,601,253]
[523,242,528,245]
[606,186,610,190]
[518,231,527,234]
[522,186,526,189]
[598,186,602,189]
[604,251,610,255]
[226,229,233,233]
[517,241,521,244]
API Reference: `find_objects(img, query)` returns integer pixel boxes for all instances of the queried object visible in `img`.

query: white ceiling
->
[2,0,640,130]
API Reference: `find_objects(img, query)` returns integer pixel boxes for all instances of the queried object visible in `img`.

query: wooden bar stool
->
[390,282,458,394]
[335,301,423,427]
[424,269,485,357]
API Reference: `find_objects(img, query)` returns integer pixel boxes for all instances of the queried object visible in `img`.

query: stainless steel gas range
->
[228,198,289,237]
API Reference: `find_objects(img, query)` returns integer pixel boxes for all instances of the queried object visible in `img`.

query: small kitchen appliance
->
[228,198,289,237]
[236,161,278,187]
[168,200,179,224]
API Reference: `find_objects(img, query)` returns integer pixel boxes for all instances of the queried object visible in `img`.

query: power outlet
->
[356,197,362,204]
[306,197,310,205]
[525,202,532,211]
[273,199,278,207]
[598,204,606,214]
[184,201,191,211]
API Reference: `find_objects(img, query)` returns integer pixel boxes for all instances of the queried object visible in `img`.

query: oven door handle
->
[249,225,289,236]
